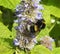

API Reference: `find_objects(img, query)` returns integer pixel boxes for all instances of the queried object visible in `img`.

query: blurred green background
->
[0,0,60,54]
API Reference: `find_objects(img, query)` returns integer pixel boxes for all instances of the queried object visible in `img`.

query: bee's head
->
[35,19,46,30]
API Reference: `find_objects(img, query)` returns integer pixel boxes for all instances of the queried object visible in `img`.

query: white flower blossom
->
[32,0,41,4]
[35,12,42,20]
[24,3,28,8]
[16,14,23,17]
[33,38,37,43]
[38,5,44,10]
[14,20,18,23]
[13,39,19,46]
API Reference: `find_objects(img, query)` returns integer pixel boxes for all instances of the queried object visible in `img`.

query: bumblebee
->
[27,19,46,33]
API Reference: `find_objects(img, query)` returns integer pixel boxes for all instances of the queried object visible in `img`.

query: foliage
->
[31,45,51,54]
[0,0,60,54]
[52,47,60,54]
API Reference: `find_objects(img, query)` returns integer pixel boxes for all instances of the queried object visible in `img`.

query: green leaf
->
[0,0,20,9]
[0,0,20,54]
[31,45,51,54]
[42,0,60,18]
[0,22,11,37]
[52,47,60,54]
[0,22,14,54]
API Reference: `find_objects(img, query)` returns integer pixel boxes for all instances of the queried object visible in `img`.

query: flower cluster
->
[15,0,44,23]
[14,0,44,50]
[40,36,54,50]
